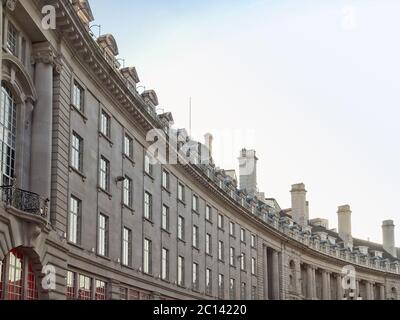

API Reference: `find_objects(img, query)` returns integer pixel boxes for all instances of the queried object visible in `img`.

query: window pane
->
[7,23,18,56]
[100,111,110,137]
[66,271,75,300]
[68,196,81,244]
[98,214,108,256]
[143,239,152,274]
[161,248,169,280]
[78,275,92,300]
[162,205,169,230]
[71,133,83,171]
[144,192,152,220]
[123,177,132,207]
[95,280,107,300]
[0,84,17,185]
[122,228,132,266]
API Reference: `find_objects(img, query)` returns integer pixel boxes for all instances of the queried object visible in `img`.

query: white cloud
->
[341,5,357,30]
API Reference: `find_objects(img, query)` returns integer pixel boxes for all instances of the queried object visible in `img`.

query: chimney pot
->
[382,220,397,258]
[290,183,308,227]
[337,205,353,249]
[238,149,258,197]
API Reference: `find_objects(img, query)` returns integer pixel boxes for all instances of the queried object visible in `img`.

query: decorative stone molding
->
[31,42,57,65]
[5,0,18,11]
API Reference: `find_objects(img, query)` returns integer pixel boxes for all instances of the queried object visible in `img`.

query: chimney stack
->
[337,205,353,248]
[382,220,397,258]
[290,183,308,227]
[204,133,213,160]
[238,149,258,197]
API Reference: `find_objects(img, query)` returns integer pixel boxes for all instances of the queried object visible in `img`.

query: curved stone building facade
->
[0,0,399,300]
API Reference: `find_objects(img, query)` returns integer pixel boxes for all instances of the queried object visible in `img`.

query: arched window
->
[0,83,17,185]
[0,248,39,300]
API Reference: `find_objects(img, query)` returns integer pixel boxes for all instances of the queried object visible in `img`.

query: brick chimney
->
[238,149,258,197]
[382,220,397,258]
[337,205,353,248]
[291,183,308,227]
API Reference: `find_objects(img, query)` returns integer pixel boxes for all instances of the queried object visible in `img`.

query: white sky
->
[91,0,400,246]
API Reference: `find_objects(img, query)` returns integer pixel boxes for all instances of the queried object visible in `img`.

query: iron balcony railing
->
[0,186,48,218]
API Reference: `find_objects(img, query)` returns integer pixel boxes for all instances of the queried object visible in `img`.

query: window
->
[161,248,169,281]
[251,257,256,275]
[122,227,132,266]
[162,170,170,190]
[66,271,76,300]
[192,225,199,248]
[178,256,184,286]
[99,156,110,192]
[120,287,128,300]
[68,196,81,244]
[206,205,212,221]
[229,222,235,236]
[251,234,256,248]
[178,183,185,202]
[100,110,111,137]
[98,214,109,256]
[0,84,17,185]
[7,22,18,56]
[21,37,27,66]
[144,154,152,175]
[218,241,224,261]
[192,195,199,212]
[124,134,133,158]
[192,263,199,291]
[73,81,84,111]
[241,282,247,300]
[143,239,152,274]
[144,192,152,220]
[230,247,235,266]
[218,214,224,230]
[178,216,185,240]
[162,205,169,231]
[26,264,39,300]
[251,286,257,300]
[229,278,236,300]
[7,250,23,300]
[0,250,40,300]
[71,132,83,171]
[95,280,107,300]
[206,269,212,295]
[240,253,246,271]
[78,275,92,300]
[218,274,224,299]
[206,234,212,255]
[123,176,133,208]
[240,228,246,243]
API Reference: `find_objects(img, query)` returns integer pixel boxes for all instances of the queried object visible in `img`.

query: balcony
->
[0,186,48,218]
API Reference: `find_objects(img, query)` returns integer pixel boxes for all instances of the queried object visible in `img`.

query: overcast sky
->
[90,0,400,246]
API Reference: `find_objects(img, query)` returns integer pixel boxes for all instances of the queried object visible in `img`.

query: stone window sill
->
[122,153,135,166]
[122,203,135,214]
[69,166,86,182]
[98,186,112,200]
[99,131,113,147]
[70,104,88,123]
[143,217,154,225]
